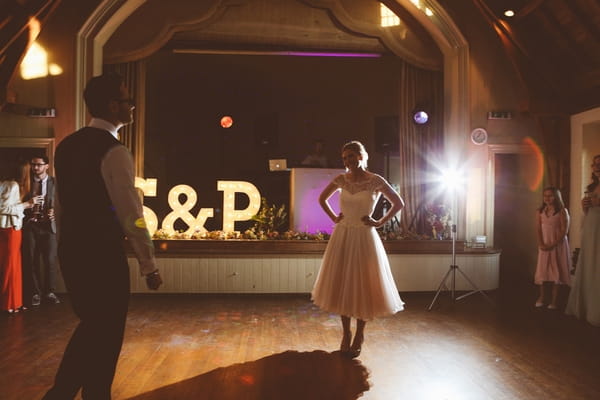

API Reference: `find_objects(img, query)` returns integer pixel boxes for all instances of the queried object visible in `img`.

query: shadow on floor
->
[125,350,370,400]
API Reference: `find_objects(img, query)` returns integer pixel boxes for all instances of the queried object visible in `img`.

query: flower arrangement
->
[251,197,287,233]
[424,203,452,240]
[377,229,430,241]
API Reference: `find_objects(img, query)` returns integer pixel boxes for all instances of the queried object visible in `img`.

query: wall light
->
[20,41,64,80]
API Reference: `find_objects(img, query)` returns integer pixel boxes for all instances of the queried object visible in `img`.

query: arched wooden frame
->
[74,0,478,238]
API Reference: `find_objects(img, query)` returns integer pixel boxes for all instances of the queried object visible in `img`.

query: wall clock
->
[470,128,488,145]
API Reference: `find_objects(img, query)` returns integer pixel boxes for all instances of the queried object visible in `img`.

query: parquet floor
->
[1,287,599,400]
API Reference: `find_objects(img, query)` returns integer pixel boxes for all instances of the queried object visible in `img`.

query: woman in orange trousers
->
[1,159,37,313]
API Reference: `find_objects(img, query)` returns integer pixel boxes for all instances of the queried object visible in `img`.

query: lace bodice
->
[332,173,387,227]
[333,173,386,195]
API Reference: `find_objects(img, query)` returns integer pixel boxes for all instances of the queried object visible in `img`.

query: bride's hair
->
[342,140,369,169]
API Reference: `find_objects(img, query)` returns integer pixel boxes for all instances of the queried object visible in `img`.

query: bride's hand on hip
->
[362,215,379,227]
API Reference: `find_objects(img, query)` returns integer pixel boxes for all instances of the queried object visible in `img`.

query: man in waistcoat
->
[42,72,163,400]
[22,155,60,307]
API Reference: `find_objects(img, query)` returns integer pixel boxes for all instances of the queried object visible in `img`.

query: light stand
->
[427,198,494,310]
[382,150,400,233]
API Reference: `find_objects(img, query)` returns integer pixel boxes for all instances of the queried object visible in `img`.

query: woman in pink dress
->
[312,141,405,358]
[534,187,571,310]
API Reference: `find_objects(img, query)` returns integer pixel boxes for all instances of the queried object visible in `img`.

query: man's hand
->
[145,270,163,290]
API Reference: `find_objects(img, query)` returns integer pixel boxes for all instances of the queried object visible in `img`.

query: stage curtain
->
[397,63,444,235]
[104,61,146,176]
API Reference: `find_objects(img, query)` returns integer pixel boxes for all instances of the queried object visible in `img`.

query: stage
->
[118,240,500,294]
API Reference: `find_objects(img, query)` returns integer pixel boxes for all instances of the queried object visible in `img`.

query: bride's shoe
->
[340,333,351,354]
[349,334,364,358]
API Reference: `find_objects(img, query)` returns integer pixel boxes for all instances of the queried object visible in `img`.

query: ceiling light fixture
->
[504,10,515,17]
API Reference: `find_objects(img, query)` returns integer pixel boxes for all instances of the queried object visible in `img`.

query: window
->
[380,4,400,27]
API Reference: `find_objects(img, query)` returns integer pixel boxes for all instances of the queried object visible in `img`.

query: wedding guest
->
[312,140,404,358]
[42,72,162,399]
[534,187,571,310]
[565,155,600,326]
[22,155,60,307]
[301,139,329,168]
[0,159,39,313]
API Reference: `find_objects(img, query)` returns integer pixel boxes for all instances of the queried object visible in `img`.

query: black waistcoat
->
[55,127,124,244]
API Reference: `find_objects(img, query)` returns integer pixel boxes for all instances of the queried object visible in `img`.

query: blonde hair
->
[342,140,369,169]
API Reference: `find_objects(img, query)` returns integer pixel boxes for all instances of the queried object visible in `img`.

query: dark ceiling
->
[474,0,600,114]
[1,0,599,114]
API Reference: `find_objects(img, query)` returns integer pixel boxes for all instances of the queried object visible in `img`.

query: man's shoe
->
[32,294,41,306]
[46,293,61,304]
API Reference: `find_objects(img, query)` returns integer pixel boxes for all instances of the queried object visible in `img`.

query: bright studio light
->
[440,169,465,192]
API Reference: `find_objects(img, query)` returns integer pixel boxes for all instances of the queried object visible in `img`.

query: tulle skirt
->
[566,207,600,326]
[311,223,404,320]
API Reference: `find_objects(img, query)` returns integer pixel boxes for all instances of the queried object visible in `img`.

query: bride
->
[311,140,405,358]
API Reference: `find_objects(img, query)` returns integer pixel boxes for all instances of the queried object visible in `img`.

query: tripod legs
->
[427,264,494,311]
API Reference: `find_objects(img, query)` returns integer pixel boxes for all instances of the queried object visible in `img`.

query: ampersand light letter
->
[162,184,214,235]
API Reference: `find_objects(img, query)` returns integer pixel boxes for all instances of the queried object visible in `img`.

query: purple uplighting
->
[291,168,344,234]
[277,51,381,58]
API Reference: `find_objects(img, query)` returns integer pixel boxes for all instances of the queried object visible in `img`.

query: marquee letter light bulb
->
[135,177,158,197]
[218,181,261,232]
[143,206,158,236]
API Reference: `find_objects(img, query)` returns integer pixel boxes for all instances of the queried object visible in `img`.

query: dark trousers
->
[42,238,130,400]
[21,221,57,301]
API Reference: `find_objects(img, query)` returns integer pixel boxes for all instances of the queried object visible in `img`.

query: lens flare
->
[522,137,544,191]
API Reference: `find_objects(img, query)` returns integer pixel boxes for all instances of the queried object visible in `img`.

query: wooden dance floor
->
[2,288,599,400]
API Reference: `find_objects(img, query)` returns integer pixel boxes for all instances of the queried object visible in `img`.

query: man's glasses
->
[31,163,47,167]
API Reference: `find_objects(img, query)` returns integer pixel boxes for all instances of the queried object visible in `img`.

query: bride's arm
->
[319,182,343,223]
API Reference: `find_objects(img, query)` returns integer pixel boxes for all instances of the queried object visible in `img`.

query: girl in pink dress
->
[534,187,571,309]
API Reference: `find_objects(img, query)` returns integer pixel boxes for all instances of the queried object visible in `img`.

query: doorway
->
[493,153,540,292]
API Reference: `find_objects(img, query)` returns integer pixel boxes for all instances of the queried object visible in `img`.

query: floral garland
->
[150,198,444,241]
[153,228,330,241]
[152,227,437,241]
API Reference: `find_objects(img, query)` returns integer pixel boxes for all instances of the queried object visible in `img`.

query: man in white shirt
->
[42,72,162,400]
[301,139,329,168]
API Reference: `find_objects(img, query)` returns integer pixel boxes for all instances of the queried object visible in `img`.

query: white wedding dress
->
[565,206,600,326]
[311,173,404,320]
